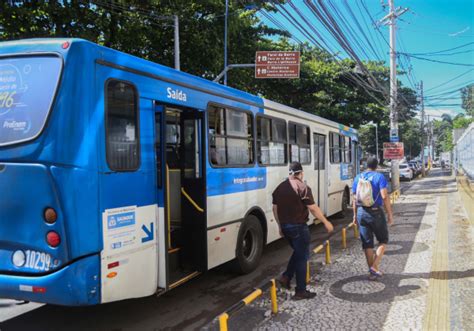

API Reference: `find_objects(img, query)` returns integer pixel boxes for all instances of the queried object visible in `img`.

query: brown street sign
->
[383,142,405,160]
[255,51,300,79]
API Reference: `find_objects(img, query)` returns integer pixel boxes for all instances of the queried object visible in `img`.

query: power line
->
[425,68,474,92]
[405,41,474,56]
[424,80,474,98]
[418,49,474,57]
[262,2,390,107]
[399,53,474,67]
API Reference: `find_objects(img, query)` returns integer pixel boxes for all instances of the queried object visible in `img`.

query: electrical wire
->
[425,69,474,93]
[399,53,474,67]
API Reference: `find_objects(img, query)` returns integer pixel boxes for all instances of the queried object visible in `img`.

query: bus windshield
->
[0,56,62,146]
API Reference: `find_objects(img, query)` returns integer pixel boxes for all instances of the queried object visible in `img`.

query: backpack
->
[356,173,379,207]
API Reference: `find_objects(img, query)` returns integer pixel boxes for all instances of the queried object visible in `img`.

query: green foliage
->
[461,84,473,116]
[453,115,473,129]
[0,0,418,142]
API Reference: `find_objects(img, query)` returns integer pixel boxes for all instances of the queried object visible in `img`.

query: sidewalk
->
[231,170,473,330]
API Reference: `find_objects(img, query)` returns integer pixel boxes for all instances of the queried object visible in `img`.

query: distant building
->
[454,123,474,180]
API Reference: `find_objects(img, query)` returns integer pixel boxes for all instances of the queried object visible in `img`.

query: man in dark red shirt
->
[272,162,334,299]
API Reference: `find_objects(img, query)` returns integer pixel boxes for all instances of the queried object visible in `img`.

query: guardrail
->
[217,191,402,330]
[218,279,278,331]
[390,188,401,204]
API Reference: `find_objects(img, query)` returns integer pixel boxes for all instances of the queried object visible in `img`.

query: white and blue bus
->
[0,39,359,306]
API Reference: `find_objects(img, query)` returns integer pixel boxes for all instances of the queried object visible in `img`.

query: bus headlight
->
[12,250,26,267]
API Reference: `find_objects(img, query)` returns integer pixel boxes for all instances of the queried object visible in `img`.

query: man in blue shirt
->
[352,156,394,279]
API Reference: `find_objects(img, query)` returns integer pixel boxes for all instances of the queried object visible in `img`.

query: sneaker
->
[369,267,383,278]
[277,275,291,290]
[293,290,316,300]
[368,274,378,281]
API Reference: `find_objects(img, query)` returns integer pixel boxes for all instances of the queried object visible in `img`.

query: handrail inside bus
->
[181,188,204,213]
[166,164,171,250]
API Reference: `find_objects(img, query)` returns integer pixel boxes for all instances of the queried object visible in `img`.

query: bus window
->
[0,56,62,146]
[208,106,253,166]
[257,115,287,166]
[105,80,139,171]
[289,123,311,164]
[330,132,341,163]
[344,136,352,163]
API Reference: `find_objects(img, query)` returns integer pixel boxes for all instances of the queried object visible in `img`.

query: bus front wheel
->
[234,215,263,274]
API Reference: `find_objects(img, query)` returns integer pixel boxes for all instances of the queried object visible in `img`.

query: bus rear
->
[0,40,101,305]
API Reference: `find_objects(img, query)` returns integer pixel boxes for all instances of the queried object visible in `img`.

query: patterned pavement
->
[223,170,473,330]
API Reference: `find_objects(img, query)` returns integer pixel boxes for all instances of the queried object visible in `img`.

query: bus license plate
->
[25,250,52,272]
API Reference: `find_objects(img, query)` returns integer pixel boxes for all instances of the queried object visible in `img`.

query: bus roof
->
[0,38,357,135]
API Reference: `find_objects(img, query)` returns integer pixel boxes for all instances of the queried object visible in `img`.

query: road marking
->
[422,194,450,331]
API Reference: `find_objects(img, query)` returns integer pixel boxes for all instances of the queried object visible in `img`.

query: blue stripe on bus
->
[207,166,267,196]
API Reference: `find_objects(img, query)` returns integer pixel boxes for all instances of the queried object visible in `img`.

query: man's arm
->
[352,194,358,225]
[308,204,334,233]
[272,204,283,236]
[380,188,394,225]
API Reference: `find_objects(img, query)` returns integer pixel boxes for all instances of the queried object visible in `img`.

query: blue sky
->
[258,0,474,119]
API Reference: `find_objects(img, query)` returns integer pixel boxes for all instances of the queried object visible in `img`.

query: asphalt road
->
[0,174,420,331]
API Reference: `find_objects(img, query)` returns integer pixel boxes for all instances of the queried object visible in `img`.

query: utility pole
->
[375,123,379,162]
[427,115,432,168]
[174,15,180,71]
[379,0,408,192]
[430,116,434,166]
[420,81,426,177]
[224,0,229,85]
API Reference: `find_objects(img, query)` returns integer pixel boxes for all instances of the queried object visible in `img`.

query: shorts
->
[357,207,389,249]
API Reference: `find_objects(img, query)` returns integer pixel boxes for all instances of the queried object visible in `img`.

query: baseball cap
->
[289,161,303,175]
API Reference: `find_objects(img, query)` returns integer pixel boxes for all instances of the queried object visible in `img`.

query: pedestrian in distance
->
[272,161,334,300]
[352,156,394,280]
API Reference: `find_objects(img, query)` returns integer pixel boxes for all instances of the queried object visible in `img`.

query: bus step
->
[169,271,201,289]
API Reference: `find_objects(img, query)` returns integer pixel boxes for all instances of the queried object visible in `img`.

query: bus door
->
[313,133,327,214]
[352,141,360,177]
[180,109,207,274]
[154,104,206,289]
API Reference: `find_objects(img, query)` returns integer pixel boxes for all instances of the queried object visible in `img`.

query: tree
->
[461,83,474,116]
[453,114,474,129]
[1,0,418,138]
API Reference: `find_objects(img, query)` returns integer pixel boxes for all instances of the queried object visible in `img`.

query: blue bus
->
[0,39,359,306]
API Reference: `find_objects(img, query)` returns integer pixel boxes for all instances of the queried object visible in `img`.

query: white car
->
[399,163,413,181]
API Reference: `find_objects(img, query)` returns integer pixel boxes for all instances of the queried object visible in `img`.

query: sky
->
[258,0,474,120]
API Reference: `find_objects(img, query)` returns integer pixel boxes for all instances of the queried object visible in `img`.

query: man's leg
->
[364,248,375,268]
[371,244,386,271]
[283,249,297,281]
[372,210,389,272]
[293,225,311,293]
[280,225,298,287]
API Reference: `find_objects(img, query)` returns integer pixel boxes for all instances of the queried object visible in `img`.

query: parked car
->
[408,162,420,176]
[399,163,414,181]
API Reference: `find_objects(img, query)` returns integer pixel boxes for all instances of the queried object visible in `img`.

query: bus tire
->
[339,189,350,217]
[233,215,263,274]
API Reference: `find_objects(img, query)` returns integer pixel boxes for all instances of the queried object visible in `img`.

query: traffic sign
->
[383,142,404,159]
[255,51,300,79]
[389,128,399,142]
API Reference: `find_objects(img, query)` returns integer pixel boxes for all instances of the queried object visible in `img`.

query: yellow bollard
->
[325,240,331,264]
[353,223,358,238]
[306,261,310,284]
[270,279,278,314]
[313,244,324,254]
[219,313,229,331]
[342,227,347,249]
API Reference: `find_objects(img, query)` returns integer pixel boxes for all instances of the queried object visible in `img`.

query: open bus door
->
[313,133,327,214]
[154,104,206,291]
[179,109,207,274]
